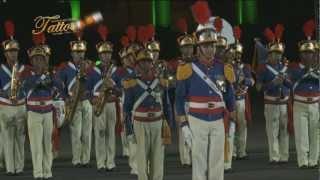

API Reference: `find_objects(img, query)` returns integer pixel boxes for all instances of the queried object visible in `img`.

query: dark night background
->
[0,1,318,180]
[0,0,316,66]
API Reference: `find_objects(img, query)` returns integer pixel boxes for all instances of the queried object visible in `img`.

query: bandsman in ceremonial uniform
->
[123,48,173,180]
[231,26,254,161]
[0,20,30,176]
[175,17,196,167]
[22,38,63,179]
[220,47,237,173]
[92,24,120,172]
[175,2,236,180]
[289,19,319,168]
[56,31,100,168]
[118,33,141,175]
[256,24,292,164]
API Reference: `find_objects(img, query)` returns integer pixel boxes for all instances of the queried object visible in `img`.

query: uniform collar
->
[198,58,214,67]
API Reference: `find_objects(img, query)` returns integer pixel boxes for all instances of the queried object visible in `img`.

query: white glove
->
[181,125,193,149]
[127,134,137,144]
[229,121,236,135]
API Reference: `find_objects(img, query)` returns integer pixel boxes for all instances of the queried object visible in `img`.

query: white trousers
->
[134,120,164,180]
[27,111,53,178]
[233,99,247,157]
[225,122,235,170]
[264,104,289,162]
[70,100,92,165]
[189,115,225,180]
[0,105,26,173]
[0,107,4,169]
[293,101,319,167]
[178,124,192,165]
[94,102,116,169]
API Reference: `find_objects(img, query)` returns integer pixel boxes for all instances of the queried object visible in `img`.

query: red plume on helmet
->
[176,18,188,34]
[214,17,223,33]
[303,19,315,40]
[32,32,46,46]
[97,24,109,41]
[146,24,155,41]
[274,24,284,42]
[264,27,275,43]
[191,0,211,25]
[126,25,136,43]
[4,20,15,39]
[137,26,148,45]
[120,36,129,48]
[233,26,242,41]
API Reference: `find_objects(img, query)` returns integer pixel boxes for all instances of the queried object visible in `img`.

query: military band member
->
[231,26,254,161]
[23,43,63,179]
[123,48,173,180]
[92,24,119,171]
[221,47,237,172]
[176,2,236,180]
[256,25,292,164]
[175,17,195,167]
[0,20,30,176]
[118,34,140,175]
[289,19,319,168]
[56,32,99,168]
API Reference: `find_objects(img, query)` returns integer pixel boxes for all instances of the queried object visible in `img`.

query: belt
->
[27,100,53,106]
[188,101,224,109]
[134,111,163,122]
[294,95,320,104]
[0,97,25,105]
[264,95,289,102]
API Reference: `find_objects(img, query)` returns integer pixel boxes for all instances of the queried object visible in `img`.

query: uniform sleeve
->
[243,65,255,87]
[22,76,39,96]
[52,73,66,99]
[111,67,123,89]
[256,65,276,91]
[87,70,102,99]
[56,66,77,96]
[111,68,125,98]
[223,82,235,112]
[175,78,189,116]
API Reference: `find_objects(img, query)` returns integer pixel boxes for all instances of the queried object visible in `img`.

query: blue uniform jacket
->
[289,62,320,102]
[0,63,31,105]
[123,77,173,135]
[22,70,64,113]
[56,61,100,101]
[175,60,235,122]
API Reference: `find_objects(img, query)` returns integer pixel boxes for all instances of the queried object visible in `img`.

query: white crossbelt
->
[266,64,287,76]
[132,79,160,112]
[189,101,225,109]
[191,63,226,108]
[27,100,53,106]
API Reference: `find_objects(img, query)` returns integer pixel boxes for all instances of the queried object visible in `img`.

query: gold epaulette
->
[160,78,169,88]
[123,78,137,89]
[224,63,236,83]
[176,63,192,80]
